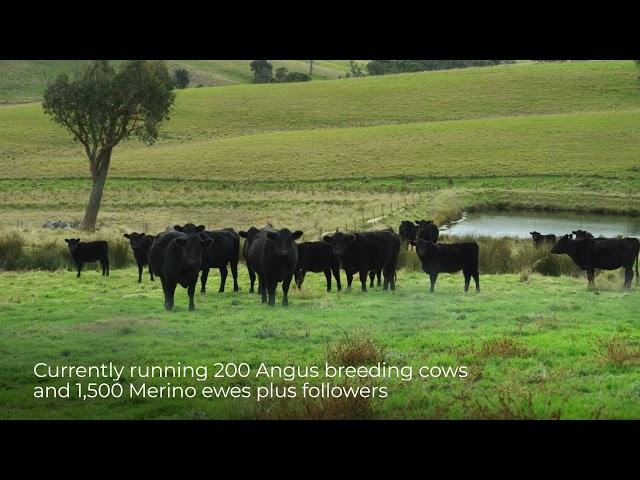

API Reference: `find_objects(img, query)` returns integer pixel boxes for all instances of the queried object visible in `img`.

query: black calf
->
[295,241,341,292]
[411,239,479,293]
[64,239,109,278]
[124,232,155,282]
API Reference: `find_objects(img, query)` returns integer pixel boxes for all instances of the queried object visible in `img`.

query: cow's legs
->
[333,266,342,291]
[383,266,395,291]
[230,260,239,292]
[218,265,228,293]
[76,261,83,278]
[248,268,256,293]
[188,280,197,311]
[464,271,471,292]
[267,279,277,306]
[359,270,368,292]
[200,267,209,294]
[369,271,375,288]
[100,257,109,276]
[429,272,438,292]
[160,277,169,310]
[324,270,332,292]
[473,271,480,292]
[587,269,595,286]
[137,263,143,283]
[346,272,353,289]
[259,274,267,303]
[149,267,154,281]
[624,266,633,289]
[282,276,292,307]
[376,270,382,287]
[165,279,177,311]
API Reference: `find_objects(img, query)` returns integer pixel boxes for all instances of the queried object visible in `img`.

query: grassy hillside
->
[1,268,639,419]
[1,60,639,232]
[0,60,356,103]
[4,109,640,181]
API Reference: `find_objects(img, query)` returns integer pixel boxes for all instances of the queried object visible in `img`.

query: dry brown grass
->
[477,337,534,359]
[596,336,640,366]
[326,330,386,366]
[457,384,562,420]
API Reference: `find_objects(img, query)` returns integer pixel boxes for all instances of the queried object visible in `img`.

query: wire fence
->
[5,190,440,242]
[315,191,430,240]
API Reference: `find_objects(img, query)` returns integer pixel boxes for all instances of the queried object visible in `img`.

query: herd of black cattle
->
[62,219,639,310]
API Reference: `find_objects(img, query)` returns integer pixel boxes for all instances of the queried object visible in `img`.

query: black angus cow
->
[529,231,556,248]
[551,234,639,288]
[174,224,240,293]
[323,230,400,292]
[246,227,303,306]
[399,221,418,249]
[239,224,272,293]
[410,239,479,293]
[572,230,594,240]
[147,229,211,311]
[415,220,440,243]
[295,241,341,292]
[123,232,155,283]
[64,239,109,278]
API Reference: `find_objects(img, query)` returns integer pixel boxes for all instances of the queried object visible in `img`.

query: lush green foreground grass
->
[1,267,638,419]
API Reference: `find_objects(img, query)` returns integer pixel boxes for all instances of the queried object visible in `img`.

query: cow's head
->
[265,228,303,257]
[124,232,146,250]
[551,234,573,254]
[239,226,261,244]
[410,239,439,262]
[294,269,306,289]
[323,232,356,257]
[529,231,541,239]
[399,221,416,240]
[571,229,593,240]
[64,238,81,251]
[174,234,212,263]
[174,223,206,234]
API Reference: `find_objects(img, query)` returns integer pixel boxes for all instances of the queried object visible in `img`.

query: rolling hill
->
[0,60,639,233]
[0,60,358,104]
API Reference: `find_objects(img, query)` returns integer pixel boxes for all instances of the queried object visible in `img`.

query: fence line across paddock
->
[4,188,450,245]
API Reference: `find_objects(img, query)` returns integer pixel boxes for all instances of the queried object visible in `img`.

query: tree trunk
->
[309,60,313,76]
[80,149,111,231]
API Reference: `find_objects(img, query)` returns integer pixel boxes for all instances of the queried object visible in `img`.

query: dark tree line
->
[173,68,190,89]
[250,61,311,83]
[365,60,514,76]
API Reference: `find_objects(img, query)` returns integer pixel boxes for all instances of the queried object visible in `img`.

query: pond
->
[441,210,640,238]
